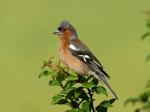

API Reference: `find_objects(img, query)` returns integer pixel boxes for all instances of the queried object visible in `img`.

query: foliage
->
[124,11,150,112]
[39,58,116,112]
[141,10,150,62]
[124,81,150,112]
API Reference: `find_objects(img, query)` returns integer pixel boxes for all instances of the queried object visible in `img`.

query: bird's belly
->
[60,51,89,75]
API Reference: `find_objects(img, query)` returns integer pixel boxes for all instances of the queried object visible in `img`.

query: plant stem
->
[60,82,64,89]
[78,99,84,106]
[87,88,95,112]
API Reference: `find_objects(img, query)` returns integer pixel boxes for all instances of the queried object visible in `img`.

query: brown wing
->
[69,40,110,79]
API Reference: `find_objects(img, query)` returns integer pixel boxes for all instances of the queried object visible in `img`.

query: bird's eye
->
[58,27,62,31]
[63,29,66,31]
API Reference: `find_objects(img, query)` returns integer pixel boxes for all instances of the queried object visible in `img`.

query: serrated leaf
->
[65,108,82,112]
[96,104,107,112]
[78,76,88,83]
[56,99,68,104]
[39,70,52,78]
[94,86,107,96]
[140,93,148,102]
[81,82,95,88]
[100,101,113,108]
[78,90,89,101]
[109,98,116,104]
[66,89,75,98]
[146,80,150,88]
[49,80,60,86]
[52,94,65,104]
[141,32,150,40]
[146,21,150,29]
[61,87,76,94]
[146,54,150,62]
[70,100,79,108]
[135,109,140,112]
[96,99,115,112]
[124,98,139,105]
[75,87,84,98]
[91,78,99,86]
[67,74,77,80]
[82,101,91,112]
[56,71,67,82]
[75,92,81,98]
[64,80,76,90]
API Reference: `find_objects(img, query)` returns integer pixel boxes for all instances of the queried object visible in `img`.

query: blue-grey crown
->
[58,20,71,28]
[58,20,78,40]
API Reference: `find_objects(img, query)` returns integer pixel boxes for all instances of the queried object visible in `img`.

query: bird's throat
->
[60,37,69,51]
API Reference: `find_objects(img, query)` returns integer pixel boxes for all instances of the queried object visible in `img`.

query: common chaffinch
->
[53,20,118,99]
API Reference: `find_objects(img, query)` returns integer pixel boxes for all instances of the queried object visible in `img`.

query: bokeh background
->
[0,0,150,112]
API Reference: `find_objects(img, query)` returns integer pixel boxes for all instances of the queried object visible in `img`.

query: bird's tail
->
[94,72,118,100]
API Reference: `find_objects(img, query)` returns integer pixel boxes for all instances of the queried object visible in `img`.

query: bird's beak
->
[53,29,61,35]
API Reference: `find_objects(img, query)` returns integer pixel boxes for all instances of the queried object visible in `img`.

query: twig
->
[78,99,84,106]
[87,88,95,112]
[60,82,64,89]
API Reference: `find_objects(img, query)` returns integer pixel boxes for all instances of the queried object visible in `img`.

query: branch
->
[88,88,95,112]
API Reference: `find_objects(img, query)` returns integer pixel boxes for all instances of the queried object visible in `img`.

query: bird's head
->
[53,20,78,40]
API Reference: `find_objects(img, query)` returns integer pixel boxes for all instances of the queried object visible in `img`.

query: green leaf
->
[146,20,150,29]
[141,32,150,40]
[78,90,89,101]
[146,54,150,62]
[66,89,75,98]
[49,80,60,86]
[39,70,52,78]
[75,92,81,98]
[56,71,67,82]
[91,78,99,86]
[96,99,115,112]
[135,109,140,112]
[96,104,107,112]
[109,98,116,104]
[146,80,150,88]
[82,101,91,112]
[61,87,76,94]
[93,86,108,96]
[100,101,113,108]
[70,100,79,108]
[124,98,139,105]
[65,108,82,112]
[142,101,150,110]
[67,74,77,80]
[81,82,95,88]
[64,80,76,90]
[78,76,88,83]
[75,87,84,98]
[52,94,65,105]
[56,99,68,104]
[140,93,148,102]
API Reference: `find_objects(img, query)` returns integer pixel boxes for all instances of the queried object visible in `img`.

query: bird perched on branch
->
[53,20,118,99]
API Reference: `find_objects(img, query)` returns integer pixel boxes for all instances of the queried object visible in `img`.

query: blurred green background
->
[0,0,150,112]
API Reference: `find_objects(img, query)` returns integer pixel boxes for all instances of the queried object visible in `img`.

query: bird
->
[53,20,118,99]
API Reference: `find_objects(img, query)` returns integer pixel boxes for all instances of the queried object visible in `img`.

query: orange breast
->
[60,48,89,75]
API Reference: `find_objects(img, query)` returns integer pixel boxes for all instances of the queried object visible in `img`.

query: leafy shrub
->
[124,81,150,112]
[124,11,150,112]
[39,58,116,112]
